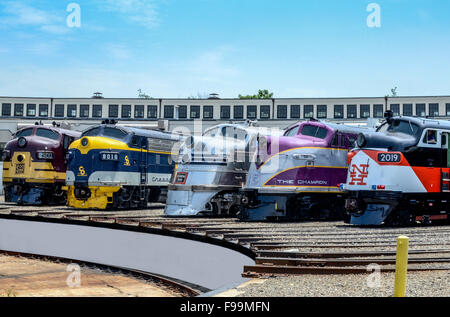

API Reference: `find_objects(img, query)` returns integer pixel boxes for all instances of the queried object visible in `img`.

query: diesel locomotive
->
[65,122,183,210]
[238,120,371,221]
[2,124,81,205]
[165,122,281,216]
[344,112,450,226]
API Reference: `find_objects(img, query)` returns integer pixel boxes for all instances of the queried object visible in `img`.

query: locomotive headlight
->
[100,152,119,161]
[37,151,55,160]
[357,134,367,148]
[81,138,89,147]
[181,153,191,164]
[18,137,27,148]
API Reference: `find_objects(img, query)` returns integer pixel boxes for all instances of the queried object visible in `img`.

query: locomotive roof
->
[387,116,450,130]
[85,124,183,141]
[17,125,81,138]
[286,120,372,135]
[204,122,282,136]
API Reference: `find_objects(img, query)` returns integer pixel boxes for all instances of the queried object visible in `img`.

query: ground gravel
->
[238,271,450,297]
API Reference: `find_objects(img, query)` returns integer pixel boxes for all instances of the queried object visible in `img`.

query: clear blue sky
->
[1,0,450,98]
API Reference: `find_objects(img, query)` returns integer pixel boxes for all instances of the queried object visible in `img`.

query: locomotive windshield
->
[36,128,60,141]
[300,125,328,139]
[102,127,128,140]
[81,127,128,140]
[377,119,420,136]
[82,127,101,137]
[16,128,33,138]
[284,126,300,137]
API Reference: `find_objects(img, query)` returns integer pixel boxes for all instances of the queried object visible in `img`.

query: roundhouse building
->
[2,94,450,150]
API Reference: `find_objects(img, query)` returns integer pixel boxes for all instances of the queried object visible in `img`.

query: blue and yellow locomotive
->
[64,121,183,209]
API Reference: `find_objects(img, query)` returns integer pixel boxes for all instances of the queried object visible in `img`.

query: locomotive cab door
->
[139,137,148,200]
[440,132,450,192]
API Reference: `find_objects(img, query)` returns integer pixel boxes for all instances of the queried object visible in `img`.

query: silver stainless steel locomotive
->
[165,122,281,216]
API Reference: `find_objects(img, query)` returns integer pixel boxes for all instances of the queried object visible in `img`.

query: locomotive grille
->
[148,138,176,154]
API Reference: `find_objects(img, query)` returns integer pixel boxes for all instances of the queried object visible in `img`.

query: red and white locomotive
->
[344,111,450,226]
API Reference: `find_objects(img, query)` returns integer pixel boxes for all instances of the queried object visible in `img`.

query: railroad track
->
[1,203,449,280]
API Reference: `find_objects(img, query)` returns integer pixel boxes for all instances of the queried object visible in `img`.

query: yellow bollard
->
[393,235,409,297]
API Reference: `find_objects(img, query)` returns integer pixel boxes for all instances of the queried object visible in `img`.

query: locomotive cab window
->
[36,128,60,141]
[423,130,438,145]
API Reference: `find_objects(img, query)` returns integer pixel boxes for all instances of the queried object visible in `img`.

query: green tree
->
[138,89,151,99]
[387,87,398,97]
[239,89,274,99]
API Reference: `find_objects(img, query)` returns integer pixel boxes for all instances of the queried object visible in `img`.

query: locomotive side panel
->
[65,126,179,210]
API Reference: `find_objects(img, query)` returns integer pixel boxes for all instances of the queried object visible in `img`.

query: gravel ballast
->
[237,271,450,297]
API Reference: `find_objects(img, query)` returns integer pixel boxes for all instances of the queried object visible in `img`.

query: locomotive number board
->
[377,153,401,163]
[100,152,119,161]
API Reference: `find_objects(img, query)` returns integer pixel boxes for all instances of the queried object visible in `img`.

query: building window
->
[416,104,426,117]
[304,105,314,119]
[109,105,119,118]
[291,105,300,119]
[67,104,77,118]
[27,104,36,117]
[121,105,131,118]
[79,104,89,118]
[55,104,64,117]
[347,105,357,119]
[403,104,413,116]
[390,104,400,116]
[277,105,287,119]
[134,105,144,118]
[317,105,327,119]
[360,104,370,118]
[93,105,102,118]
[177,105,187,119]
[190,106,200,119]
[39,104,49,117]
[260,105,270,119]
[373,104,384,118]
[247,106,257,119]
[446,104,450,116]
[148,105,157,119]
[221,106,230,119]
[2,103,11,117]
[14,104,24,117]
[164,105,174,119]
[234,105,244,119]
[203,106,214,119]
[429,103,439,117]
[334,105,344,119]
